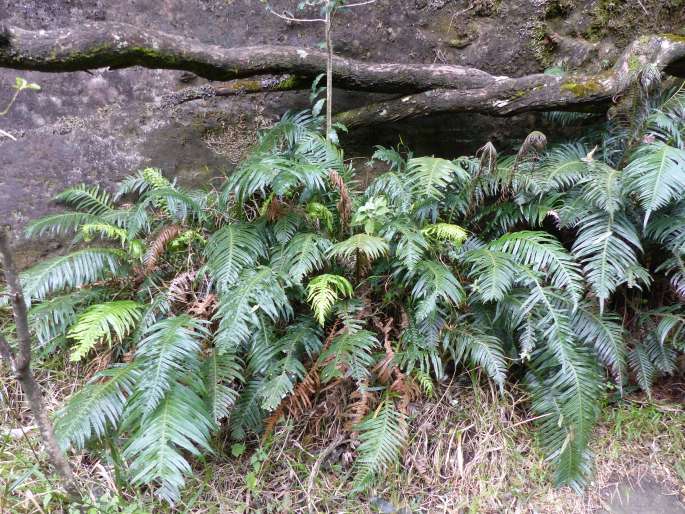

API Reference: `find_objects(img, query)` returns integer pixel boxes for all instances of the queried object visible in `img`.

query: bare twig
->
[0,226,79,500]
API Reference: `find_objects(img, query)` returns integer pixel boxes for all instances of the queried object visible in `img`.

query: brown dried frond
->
[262,404,285,443]
[476,141,498,177]
[187,293,217,319]
[344,379,372,432]
[329,170,351,227]
[168,270,197,305]
[265,195,287,222]
[144,224,184,273]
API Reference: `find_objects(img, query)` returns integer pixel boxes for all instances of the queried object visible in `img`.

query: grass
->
[2,359,684,513]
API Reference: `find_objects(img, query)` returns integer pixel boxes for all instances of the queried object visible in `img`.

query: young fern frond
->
[329,234,389,262]
[306,274,353,325]
[67,300,143,361]
[421,223,467,245]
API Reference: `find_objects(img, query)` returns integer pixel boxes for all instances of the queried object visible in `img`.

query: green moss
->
[561,80,603,97]
[510,90,528,100]
[628,56,642,72]
[662,33,685,43]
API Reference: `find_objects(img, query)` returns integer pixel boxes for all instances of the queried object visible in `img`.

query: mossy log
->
[0,22,684,127]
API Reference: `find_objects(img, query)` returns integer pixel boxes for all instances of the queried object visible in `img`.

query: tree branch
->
[0,22,684,126]
[0,227,79,500]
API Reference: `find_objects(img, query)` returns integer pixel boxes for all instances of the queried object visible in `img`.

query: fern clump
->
[12,85,685,502]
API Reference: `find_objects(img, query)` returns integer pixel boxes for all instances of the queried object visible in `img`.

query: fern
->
[68,300,143,361]
[273,232,332,284]
[203,348,243,424]
[329,233,389,261]
[54,364,139,450]
[352,394,407,491]
[306,274,354,325]
[205,224,267,290]
[55,184,114,215]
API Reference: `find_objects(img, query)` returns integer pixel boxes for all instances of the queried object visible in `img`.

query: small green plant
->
[5,80,685,504]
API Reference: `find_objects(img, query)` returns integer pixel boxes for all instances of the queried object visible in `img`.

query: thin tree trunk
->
[325,5,334,140]
[0,227,79,500]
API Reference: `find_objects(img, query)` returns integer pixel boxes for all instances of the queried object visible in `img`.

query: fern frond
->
[329,234,389,262]
[624,143,685,227]
[68,300,143,361]
[124,383,213,504]
[445,324,508,390]
[205,223,267,290]
[203,348,243,424]
[306,274,353,325]
[411,260,465,321]
[134,315,209,414]
[319,330,377,383]
[490,231,584,307]
[405,156,466,202]
[55,184,114,215]
[629,343,655,396]
[25,212,101,238]
[382,221,428,272]
[527,344,602,490]
[352,394,407,491]
[19,248,128,305]
[274,232,332,284]
[214,267,291,350]
[570,305,627,391]
[572,212,642,311]
[579,162,624,215]
[422,223,467,245]
[463,248,519,302]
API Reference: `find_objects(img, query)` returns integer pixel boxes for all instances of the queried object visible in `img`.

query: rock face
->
[0,0,683,262]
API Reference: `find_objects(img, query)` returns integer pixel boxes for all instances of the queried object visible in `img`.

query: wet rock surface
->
[0,0,683,262]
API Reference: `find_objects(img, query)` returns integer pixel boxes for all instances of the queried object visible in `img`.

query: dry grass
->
[1,363,684,513]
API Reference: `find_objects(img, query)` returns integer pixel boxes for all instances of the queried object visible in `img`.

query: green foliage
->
[23,85,685,503]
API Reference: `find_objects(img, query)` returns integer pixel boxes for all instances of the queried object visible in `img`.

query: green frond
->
[229,379,266,440]
[579,162,624,215]
[306,274,354,325]
[372,145,408,172]
[319,329,377,383]
[80,222,129,246]
[535,144,590,191]
[55,184,114,215]
[214,267,292,350]
[382,221,429,272]
[352,394,407,491]
[405,156,467,202]
[203,348,243,424]
[124,383,213,504]
[68,300,143,361]
[25,211,101,238]
[205,224,267,290]
[134,315,209,415]
[19,248,128,305]
[329,234,389,262]
[411,260,465,321]
[645,335,677,375]
[115,167,171,199]
[527,343,602,491]
[629,343,655,396]
[490,231,584,306]
[463,248,519,302]
[624,143,685,226]
[53,364,139,450]
[572,212,642,311]
[273,232,332,284]
[445,324,508,390]
[422,223,467,245]
[570,305,627,391]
